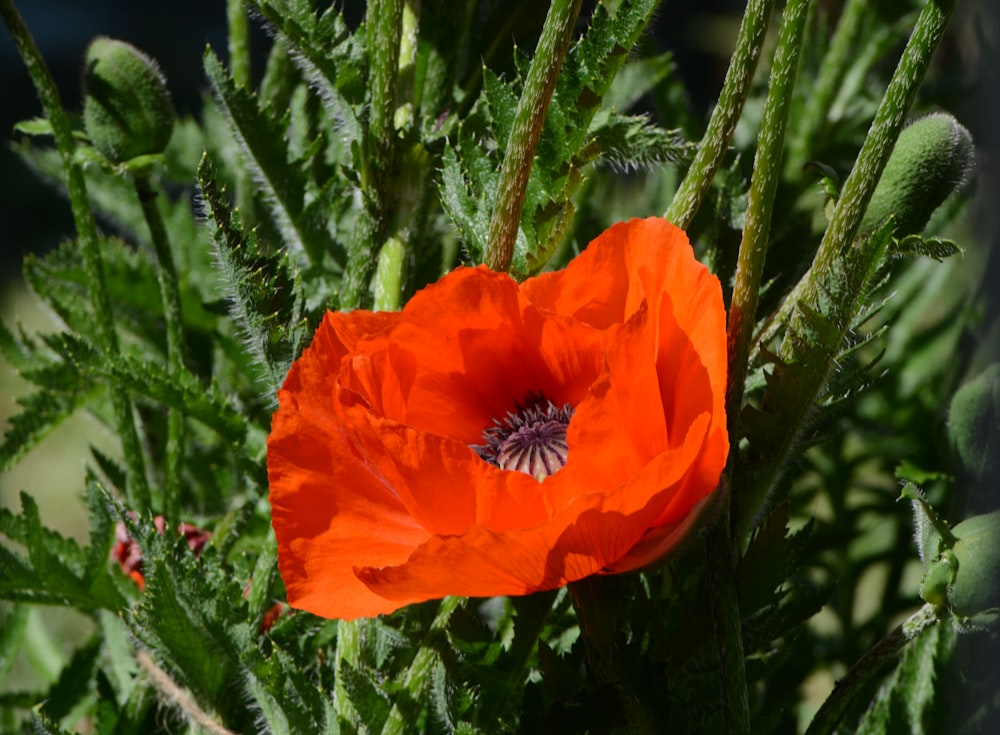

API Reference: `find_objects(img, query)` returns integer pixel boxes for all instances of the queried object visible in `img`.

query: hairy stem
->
[664,0,776,229]
[733,0,960,542]
[134,172,187,520]
[343,0,404,308]
[571,577,655,734]
[1,0,150,509]
[484,0,583,273]
[226,0,251,88]
[727,0,812,433]
[705,481,750,735]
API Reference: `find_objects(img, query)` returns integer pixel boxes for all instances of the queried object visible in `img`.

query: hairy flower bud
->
[948,364,1000,486]
[83,37,175,163]
[947,510,1000,621]
[861,112,975,236]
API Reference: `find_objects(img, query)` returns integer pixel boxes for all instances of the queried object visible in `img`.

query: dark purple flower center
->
[473,392,575,481]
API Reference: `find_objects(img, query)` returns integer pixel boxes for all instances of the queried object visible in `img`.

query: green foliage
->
[0,0,995,733]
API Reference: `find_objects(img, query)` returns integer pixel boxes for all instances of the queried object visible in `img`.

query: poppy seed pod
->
[83,37,174,163]
[861,112,975,237]
[948,364,1000,486]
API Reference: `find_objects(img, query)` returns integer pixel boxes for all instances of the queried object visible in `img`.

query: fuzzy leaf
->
[45,333,245,444]
[888,234,962,262]
[198,157,310,397]
[0,493,126,610]
[586,112,694,171]
[204,47,329,265]
[248,0,364,142]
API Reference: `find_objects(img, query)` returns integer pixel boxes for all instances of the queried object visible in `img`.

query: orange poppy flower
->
[267,217,728,620]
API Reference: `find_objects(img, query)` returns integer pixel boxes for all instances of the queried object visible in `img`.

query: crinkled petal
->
[521,217,691,329]
[341,267,603,445]
[268,365,431,619]
[354,412,711,602]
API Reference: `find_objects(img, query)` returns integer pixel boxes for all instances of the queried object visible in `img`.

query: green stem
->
[343,0,404,308]
[704,482,750,735]
[806,0,957,285]
[227,0,256,221]
[570,576,655,734]
[380,597,462,735]
[734,0,959,542]
[727,0,811,432]
[226,0,251,88]
[134,172,187,519]
[1,0,150,509]
[374,237,407,312]
[484,0,583,273]
[804,605,939,735]
[664,0,776,229]
[784,0,867,179]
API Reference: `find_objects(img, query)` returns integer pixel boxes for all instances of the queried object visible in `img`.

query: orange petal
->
[354,412,712,602]
[340,266,603,446]
[269,350,431,619]
[542,301,668,512]
[522,217,695,330]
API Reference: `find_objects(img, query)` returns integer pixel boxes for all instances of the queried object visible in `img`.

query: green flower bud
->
[948,364,1000,485]
[947,510,1000,619]
[861,112,975,236]
[83,37,174,163]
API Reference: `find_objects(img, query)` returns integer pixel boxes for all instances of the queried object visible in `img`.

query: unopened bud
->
[948,364,1000,486]
[947,510,1000,620]
[83,37,174,163]
[861,112,975,236]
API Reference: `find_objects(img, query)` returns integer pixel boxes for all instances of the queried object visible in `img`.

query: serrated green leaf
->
[438,143,490,262]
[586,112,694,171]
[45,333,245,444]
[204,47,328,266]
[856,621,956,735]
[40,636,100,725]
[0,387,93,472]
[127,534,252,726]
[338,662,391,733]
[0,605,30,683]
[198,157,310,397]
[249,0,364,141]
[889,234,962,262]
[0,493,127,610]
[482,69,518,149]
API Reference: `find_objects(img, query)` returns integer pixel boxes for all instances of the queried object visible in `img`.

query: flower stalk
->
[664,0,776,229]
[343,0,404,308]
[570,576,655,735]
[226,0,251,88]
[134,172,187,519]
[0,0,151,509]
[484,0,583,273]
[704,487,750,735]
[727,0,812,435]
[734,0,960,542]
